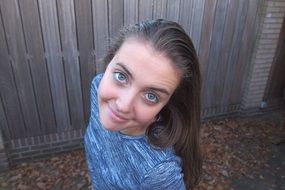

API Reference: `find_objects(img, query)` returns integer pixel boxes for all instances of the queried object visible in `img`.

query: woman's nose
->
[115,89,136,113]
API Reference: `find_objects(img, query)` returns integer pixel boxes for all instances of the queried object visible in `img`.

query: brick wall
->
[0,130,9,171]
[241,0,285,114]
[7,129,84,166]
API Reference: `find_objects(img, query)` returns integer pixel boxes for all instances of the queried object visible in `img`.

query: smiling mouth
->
[107,104,129,123]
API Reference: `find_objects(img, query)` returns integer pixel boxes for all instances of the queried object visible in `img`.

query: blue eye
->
[145,92,159,103]
[114,72,127,83]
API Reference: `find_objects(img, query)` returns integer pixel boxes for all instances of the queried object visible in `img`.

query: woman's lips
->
[107,104,129,124]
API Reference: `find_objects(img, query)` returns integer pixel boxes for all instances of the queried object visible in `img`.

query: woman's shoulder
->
[133,137,182,168]
[123,138,184,188]
[122,136,181,166]
[149,145,182,167]
[139,159,185,189]
[138,146,185,189]
[90,73,104,96]
[91,73,104,87]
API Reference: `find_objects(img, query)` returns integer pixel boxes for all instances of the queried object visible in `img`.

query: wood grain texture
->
[38,0,70,130]
[109,0,124,38]
[57,0,84,129]
[74,0,96,123]
[0,0,275,141]
[166,0,180,22]
[124,0,139,25]
[1,0,40,137]
[139,0,153,21]
[179,0,193,35]
[199,0,217,108]
[204,0,229,107]
[153,0,167,19]
[233,0,262,103]
[191,0,205,52]
[92,0,109,72]
[0,4,24,139]
[19,0,56,135]
[0,97,9,140]
[222,0,248,105]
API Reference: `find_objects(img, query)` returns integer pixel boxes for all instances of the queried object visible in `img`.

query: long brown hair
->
[103,19,202,190]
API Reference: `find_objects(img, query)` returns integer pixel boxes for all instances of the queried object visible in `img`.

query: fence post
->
[0,130,9,171]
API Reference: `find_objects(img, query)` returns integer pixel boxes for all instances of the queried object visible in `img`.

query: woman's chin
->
[101,121,119,131]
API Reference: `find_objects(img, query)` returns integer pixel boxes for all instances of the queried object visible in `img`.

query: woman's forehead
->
[110,39,181,92]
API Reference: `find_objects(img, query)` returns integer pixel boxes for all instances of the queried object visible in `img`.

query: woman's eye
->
[144,92,159,104]
[114,72,127,83]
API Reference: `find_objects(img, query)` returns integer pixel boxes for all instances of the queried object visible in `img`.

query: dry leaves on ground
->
[0,151,91,190]
[197,114,285,190]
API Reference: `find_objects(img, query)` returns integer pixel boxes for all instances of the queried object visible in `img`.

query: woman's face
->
[98,39,181,136]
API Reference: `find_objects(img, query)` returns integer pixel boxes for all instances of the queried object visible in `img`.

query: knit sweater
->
[84,73,186,190]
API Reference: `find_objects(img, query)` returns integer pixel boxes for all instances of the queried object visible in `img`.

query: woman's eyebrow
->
[149,87,170,96]
[116,63,133,79]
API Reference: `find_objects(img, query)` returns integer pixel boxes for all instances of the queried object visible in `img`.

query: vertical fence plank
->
[0,7,7,138]
[19,0,56,134]
[166,0,180,22]
[199,0,217,108]
[0,96,9,140]
[227,0,249,104]
[0,7,25,139]
[1,0,40,137]
[214,0,238,106]
[124,0,138,25]
[38,0,70,130]
[74,0,96,123]
[109,0,124,39]
[179,0,193,35]
[153,0,167,19]
[92,0,109,72]
[191,0,205,52]
[139,0,153,21]
[221,0,246,105]
[57,0,84,129]
[234,0,262,103]
[205,0,229,107]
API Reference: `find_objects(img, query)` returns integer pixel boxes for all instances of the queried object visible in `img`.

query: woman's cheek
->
[99,76,117,100]
[135,106,159,124]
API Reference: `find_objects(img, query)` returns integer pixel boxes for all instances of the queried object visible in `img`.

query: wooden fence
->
[0,0,264,141]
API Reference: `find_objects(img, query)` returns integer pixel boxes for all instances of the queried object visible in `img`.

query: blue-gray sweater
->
[84,74,186,190]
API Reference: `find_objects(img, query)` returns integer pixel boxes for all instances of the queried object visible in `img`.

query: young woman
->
[84,19,202,190]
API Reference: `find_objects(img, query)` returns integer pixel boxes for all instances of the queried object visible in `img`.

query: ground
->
[197,112,285,190]
[0,112,284,190]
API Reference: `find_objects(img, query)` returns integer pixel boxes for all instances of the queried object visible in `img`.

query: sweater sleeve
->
[84,144,97,189]
[139,161,186,190]
[90,74,102,112]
